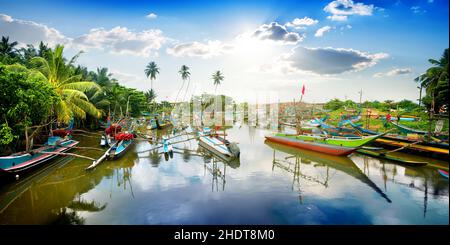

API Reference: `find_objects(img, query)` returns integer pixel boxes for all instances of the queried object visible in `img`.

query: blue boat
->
[346,120,379,135]
[315,120,361,137]
[0,136,79,181]
[106,137,134,160]
[389,121,427,135]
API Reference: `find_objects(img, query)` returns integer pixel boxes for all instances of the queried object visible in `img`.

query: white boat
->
[197,127,240,161]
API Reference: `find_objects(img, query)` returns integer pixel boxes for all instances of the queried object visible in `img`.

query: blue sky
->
[1,0,448,103]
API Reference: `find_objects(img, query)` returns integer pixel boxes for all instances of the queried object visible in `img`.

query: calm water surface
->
[0,124,448,224]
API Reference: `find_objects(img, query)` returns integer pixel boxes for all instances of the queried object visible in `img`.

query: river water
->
[0,124,448,224]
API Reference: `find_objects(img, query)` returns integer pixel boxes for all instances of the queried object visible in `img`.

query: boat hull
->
[107,139,133,160]
[265,136,356,156]
[198,136,234,161]
[0,139,79,181]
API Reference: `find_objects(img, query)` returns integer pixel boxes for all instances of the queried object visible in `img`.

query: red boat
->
[265,135,356,156]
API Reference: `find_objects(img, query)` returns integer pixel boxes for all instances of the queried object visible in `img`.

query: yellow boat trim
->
[375,138,449,155]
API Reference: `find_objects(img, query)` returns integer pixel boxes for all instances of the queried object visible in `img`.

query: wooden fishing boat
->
[389,121,427,135]
[146,118,158,130]
[265,133,383,156]
[0,136,79,180]
[374,137,449,159]
[105,133,134,160]
[316,120,361,137]
[338,108,361,127]
[347,120,379,135]
[197,128,240,162]
[438,169,449,178]
[355,149,428,167]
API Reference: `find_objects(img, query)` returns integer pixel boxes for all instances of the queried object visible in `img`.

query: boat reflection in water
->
[0,144,136,224]
[264,140,392,204]
[197,147,240,192]
[354,153,449,218]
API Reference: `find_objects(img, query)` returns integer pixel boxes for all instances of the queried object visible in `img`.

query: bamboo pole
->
[381,141,422,155]
[40,151,95,161]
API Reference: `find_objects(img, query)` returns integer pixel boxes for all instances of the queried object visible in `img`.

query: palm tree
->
[38,41,50,58]
[108,83,127,118]
[31,45,101,123]
[415,48,449,112]
[94,67,113,87]
[19,44,38,63]
[182,65,191,101]
[145,89,157,103]
[144,61,159,99]
[0,36,18,57]
[212,70,224,94]
[177,65,190,102]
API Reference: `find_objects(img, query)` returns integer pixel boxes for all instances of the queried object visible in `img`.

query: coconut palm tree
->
[31,45,101,123]
[415,48,449,112]
[94,67,113,87]
[177,65,190,102]
[145,89,157,103]
[0,36,18,57]
[212,70,224,94]
[144,61,159,98]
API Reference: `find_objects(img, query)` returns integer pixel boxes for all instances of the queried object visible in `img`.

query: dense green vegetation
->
[0,37,170,153]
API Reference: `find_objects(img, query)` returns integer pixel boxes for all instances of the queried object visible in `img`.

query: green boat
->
[266,133,385,156]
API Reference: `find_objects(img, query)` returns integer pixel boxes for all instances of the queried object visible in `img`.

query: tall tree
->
[31,45,101,123]
[0,36,18,57]
[144,61,159,98]
[94,67,113,87]
[212,70,224,94]
[145,89,157,103]
[415,48,449,112]
[177,65,190,102]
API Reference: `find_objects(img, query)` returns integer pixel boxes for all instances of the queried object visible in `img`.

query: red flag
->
[301,84,305,95]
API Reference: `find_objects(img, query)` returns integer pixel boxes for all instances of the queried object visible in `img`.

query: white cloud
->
[266,46,389,75]
[315,26,332,37]
[324,0,374,21]
[250,22,304,44]
[374,68,412,77]
[71,26,167,57]
[0,13,168,57]
[410,6,426,14]
[327,15,348,21]
[0,13,70,47]
[146,13,157,19]
[286,17,318,29]
[166,40,234,58]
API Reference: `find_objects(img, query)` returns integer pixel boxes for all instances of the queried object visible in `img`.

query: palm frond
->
[61,81,101,92]
[62,89,89,101]
[71,97,101,118]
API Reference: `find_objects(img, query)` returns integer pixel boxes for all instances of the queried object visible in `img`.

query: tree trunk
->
[183,78,190,102]
[25,126,29,152]
[176,79,185,103]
